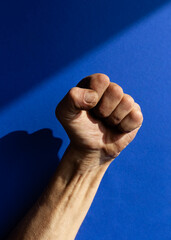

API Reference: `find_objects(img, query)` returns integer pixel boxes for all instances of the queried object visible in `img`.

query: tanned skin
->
[7,73,143,240]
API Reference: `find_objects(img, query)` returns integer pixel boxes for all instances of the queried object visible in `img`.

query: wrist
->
[66,143,111,173]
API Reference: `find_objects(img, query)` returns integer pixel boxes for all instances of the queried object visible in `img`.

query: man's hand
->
[56,73,143,169]
[7,74,143,240]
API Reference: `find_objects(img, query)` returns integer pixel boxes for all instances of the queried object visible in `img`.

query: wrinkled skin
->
[56,73,143,168]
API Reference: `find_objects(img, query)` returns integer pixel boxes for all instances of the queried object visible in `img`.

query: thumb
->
[55,87,98,121]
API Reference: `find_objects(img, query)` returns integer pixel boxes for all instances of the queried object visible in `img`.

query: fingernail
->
[84,91,97,104]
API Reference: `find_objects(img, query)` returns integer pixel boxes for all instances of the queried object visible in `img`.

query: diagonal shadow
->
[0,129,62,239]
[0,0,170,109]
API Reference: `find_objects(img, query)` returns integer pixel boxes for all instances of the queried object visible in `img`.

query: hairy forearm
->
[7,145,110,240]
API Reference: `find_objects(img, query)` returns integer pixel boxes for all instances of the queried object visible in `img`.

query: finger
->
[106,94,134,125]
[55,87,99,122]
[118,103,143,133]
[56,73,110,122]
[77,73,110,101]
[92,82,124,118]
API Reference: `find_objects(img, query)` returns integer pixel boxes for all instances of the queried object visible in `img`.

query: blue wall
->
[0,1,170,239]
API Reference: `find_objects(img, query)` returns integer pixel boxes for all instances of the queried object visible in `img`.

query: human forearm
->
[7,73,143,240]
[7,144,110,240]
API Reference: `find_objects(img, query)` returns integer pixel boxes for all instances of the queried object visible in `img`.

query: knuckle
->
[68,87,77,99]
[122,94,134,110]
[96,106,108,118]
[111,115,121,125]
[139,111,143,124]
[91,73,110,88]
[110,83,123,100]
[134,102,141,110]
[68,87,82,109]
[94,73,110,84]
[130,109,143,124]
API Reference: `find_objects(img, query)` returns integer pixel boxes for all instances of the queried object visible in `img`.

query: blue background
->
[0,0,170,239]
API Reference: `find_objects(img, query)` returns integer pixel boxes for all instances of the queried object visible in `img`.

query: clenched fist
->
[56,73,143,169]
[7,74,143,240]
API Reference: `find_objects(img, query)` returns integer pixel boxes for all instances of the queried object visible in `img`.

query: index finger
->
[77,73,110,102]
